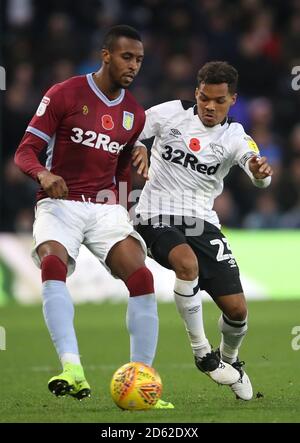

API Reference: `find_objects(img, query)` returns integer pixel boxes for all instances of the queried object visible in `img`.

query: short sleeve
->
[138,100,181,140]
[26,83,66,143]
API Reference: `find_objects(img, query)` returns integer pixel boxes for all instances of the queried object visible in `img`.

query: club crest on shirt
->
[209,143,224,160]
[122,111,134,130]
[36,96,50,117]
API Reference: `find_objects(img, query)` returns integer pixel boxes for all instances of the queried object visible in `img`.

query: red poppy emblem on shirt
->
[102,114,114,130]
[189,138,201,152]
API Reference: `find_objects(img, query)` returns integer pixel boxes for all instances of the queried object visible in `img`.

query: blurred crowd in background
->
[1,0,300,232]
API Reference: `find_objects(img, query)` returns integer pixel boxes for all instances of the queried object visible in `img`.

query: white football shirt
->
[135,100,271,228]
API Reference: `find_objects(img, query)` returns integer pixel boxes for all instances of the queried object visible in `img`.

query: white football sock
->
[42,280,81,365]
[174,277,210,358]
[60,353,81,366]
[126,293,158,366]
[218,313,248,364]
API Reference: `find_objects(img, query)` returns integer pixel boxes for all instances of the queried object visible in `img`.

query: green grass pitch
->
[1,300,300,423]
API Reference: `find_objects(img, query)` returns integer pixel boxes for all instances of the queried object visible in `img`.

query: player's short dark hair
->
[197,61,238,94]
[102,25,142,50]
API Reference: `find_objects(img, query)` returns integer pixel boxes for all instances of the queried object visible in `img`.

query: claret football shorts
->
[32,198,147,276]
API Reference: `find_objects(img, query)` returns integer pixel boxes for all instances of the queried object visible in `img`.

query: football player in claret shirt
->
[14,25,173,408]
[135,61,273,401]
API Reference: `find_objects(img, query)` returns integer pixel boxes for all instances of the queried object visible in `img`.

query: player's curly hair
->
[102,25,142,50]
[197,61,238,94]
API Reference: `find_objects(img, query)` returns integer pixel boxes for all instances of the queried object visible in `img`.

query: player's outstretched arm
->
[132,145,149,180]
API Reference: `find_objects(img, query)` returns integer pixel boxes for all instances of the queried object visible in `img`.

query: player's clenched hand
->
[132,146,149,179]
[37,170,69,199]
[248,156,273,179]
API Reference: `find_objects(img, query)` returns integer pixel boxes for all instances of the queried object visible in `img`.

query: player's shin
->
[174,277,210,358]
[126,267,158,366]
[218,313,248,364]
[42,281,81,364]
[41,255,80,365]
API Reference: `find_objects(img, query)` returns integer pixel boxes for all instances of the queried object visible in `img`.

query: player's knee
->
[174,256,198,281]
[126,266,154,297]
[226,305,248,322]
[41,255,67,282]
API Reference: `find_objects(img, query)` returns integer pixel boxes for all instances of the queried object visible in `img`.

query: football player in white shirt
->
[134,61,273,400]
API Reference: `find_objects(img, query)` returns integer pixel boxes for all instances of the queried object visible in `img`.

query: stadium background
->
[0,0,300,303]
[1,0,300,425]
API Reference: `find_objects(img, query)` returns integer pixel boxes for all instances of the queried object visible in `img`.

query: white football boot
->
[230,359,253,400]
[195,350,240,385]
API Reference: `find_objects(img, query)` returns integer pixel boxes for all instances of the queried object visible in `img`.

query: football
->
[110,362,162,410]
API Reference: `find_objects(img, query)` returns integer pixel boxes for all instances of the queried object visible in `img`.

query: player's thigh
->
[187,222,239,278]
[187,221,244,298]
[85,204,147,278]
[32,199,84,275]
[136,218,187,270]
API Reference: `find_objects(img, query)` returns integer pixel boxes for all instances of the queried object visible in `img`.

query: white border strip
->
[26,126,51,144]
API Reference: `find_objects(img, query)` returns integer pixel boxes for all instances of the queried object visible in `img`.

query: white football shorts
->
[32,198,146,276]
